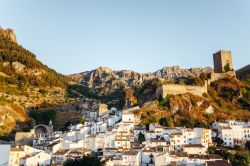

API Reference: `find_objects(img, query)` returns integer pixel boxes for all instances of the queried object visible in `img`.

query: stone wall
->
[156,83,207,98]
[98,103,108,116]
[209,71,236,83]
[15,129,35,142]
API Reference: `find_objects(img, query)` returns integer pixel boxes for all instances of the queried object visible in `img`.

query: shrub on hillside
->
[159,117,173,127]
[29,109,56,125]
[63,155,104,166]
[0,36,69,88]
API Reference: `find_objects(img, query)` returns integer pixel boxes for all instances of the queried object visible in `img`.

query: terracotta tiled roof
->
[221,126,232,129]
[149,138,166,143]
[183,144,204,148]
[53,149,69,155]
[10,147,23,152]
[188,154,221,160]
[122,150,139,156]
[206,160,231,166]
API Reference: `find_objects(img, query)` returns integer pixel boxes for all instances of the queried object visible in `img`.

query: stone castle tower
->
[210,50,236,82]
[213,50,233,73]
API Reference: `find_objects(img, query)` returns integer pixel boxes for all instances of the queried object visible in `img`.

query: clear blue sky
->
[0,1,249,74]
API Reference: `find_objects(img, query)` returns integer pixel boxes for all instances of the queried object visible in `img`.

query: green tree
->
[220,87,240,101]
[245,141,250,151]
[63,155,104,166]
[138,132,145,143]
[224,63,231,72]
[39,89,48,95]
[194,121,211,129]
[159,117,173,127]
[215,137,224,147]
[79,117,85,124]
[29,109,56,125]
[200,73,209,80]
[207,146,216,154]
[179,117,195,128]
[231,150,250,166]
[186,77,204,86]
[159,98,167,107]
[159,95,173,108]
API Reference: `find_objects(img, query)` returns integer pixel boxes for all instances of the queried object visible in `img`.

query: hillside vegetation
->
[135,77,250,128]
[1,26,250,140]
[237,65,250,86]
[0,28,74,135]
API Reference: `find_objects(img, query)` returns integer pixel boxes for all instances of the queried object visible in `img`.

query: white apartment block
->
[9,146,51,166]
[106,150,141,166]
[90,121,107,134]
[169,128,212,151]
[85,132,116,151]
[114,131,134,149]
[19,151,51,166]
[213,120,250,147]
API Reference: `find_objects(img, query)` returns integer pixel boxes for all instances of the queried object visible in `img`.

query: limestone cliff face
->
[69,66,212,108]
[0,27,17,43]
[154,66,212,80]
[70,66,212,94]
[0,104,27,135]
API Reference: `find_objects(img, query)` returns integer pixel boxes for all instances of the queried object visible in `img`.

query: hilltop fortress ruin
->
[156,50,236,98]
[210,50,236,82]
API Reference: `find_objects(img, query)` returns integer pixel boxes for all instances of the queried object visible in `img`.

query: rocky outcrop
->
[154,66,212,80]
[12,62,26,73]
[0,104,27,135]
[0,27,17,43]
[70,66,212,94]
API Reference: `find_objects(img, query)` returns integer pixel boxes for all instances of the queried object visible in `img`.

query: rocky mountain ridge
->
[70,66,212,92]
[1,25,249,139]
[237,65,250,79]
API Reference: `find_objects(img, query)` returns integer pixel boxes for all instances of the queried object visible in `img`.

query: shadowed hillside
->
[237,65,250,86]
[0,27,72,135]
[135,77,250,128]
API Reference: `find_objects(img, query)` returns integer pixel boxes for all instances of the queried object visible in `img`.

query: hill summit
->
[0,26,17,43]
[0,26,71,135]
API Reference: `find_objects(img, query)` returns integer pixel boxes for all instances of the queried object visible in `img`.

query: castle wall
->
[209,71,236,83]
[15,129,35,142]
[156,83,207,98]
